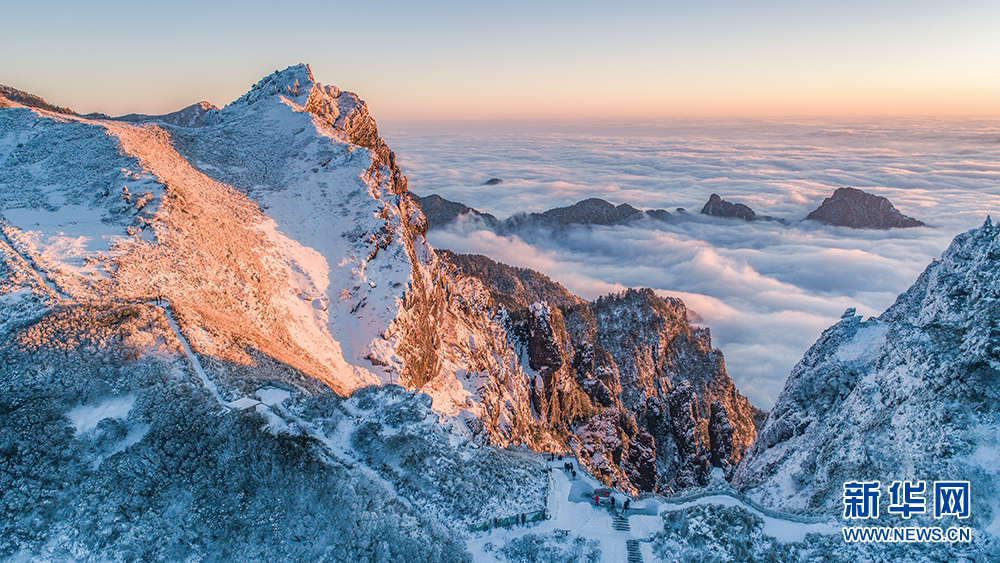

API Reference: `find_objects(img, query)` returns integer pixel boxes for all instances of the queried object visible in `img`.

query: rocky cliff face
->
[805,186,925,229]
[442,251,762,494]
[734,219,1000,531]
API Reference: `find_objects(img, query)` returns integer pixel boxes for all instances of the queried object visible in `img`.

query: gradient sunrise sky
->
[2,0,998,121]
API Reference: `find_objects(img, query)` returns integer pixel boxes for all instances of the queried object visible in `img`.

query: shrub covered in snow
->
[498,533,600,563]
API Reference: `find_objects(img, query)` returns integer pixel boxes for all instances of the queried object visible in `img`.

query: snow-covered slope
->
[0,64,537,443]
[734,219,1000,533]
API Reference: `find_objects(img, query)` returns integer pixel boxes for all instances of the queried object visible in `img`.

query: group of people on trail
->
[593,493,632,514]
[563,461,577,479]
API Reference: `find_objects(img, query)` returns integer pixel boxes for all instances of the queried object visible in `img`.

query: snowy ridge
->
[0,64,539,445]
[735,218,1000,535]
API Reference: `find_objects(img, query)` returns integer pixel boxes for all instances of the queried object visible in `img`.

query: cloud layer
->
[383,118,1000,409]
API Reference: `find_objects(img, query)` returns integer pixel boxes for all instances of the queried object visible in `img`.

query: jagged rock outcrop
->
[668,382,709,488]
[708,401,735,474]
[114,101,220,128]
[410,194,499,230]
[519,302,594,429]
[734,219,1000,527]
[805,187,925,229]
[577,289,763,492]
[443,250,762,493]
[701,194,756,221]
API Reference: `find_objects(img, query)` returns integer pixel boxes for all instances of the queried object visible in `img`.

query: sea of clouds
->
[381,118,1000,409]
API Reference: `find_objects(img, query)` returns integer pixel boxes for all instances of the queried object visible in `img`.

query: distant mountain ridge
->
[413,193,675,232]
[412,194,499,229]
[414,188,922,233]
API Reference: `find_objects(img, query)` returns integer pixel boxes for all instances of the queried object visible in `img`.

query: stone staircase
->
[612,513,642,563]
[612,513,630,531]
[626,539,642,563]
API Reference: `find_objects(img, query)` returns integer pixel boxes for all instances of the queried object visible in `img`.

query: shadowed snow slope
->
[735,219,1000,534]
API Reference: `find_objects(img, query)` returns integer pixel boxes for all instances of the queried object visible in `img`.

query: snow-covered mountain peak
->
[223,63,350,129]
[230,63,316,107]
[2,67,767,507]
[0,67,529,432]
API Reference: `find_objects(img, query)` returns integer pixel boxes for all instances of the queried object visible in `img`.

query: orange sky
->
[2,0,999,120]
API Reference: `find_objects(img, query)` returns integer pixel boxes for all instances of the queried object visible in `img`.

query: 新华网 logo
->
[841,479,973,543]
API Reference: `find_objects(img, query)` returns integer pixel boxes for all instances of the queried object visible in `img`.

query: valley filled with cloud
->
[385,118,1000,408]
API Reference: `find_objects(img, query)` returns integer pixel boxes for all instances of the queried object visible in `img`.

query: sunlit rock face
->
[735,219,1000,531]
[805,186,925,229]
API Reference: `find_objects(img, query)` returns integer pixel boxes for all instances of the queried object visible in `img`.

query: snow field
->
[65,395,136,435]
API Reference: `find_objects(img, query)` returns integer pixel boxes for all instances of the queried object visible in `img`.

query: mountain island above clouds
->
[2,65,996,561]
[414,187,925,232]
